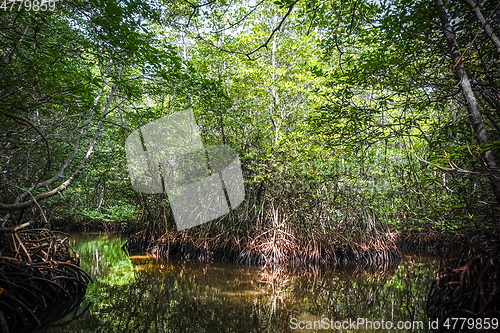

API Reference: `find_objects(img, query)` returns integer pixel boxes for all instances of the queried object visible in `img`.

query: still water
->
[46,232,438,332]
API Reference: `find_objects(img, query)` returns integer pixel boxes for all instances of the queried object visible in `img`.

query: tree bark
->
[435,0,500,204]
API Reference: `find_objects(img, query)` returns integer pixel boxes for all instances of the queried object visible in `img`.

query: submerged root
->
[426,245,500,332]
[128,228,400,269]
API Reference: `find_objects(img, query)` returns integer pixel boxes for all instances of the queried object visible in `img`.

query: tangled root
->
[426,247,500,332]
[0,224,91,333]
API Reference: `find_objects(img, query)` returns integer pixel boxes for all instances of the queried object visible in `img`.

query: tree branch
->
[182,0,216,28]
[0,111,51,189]
[0,67,122,211]
[195,0,300,60]
[210,0,266,34]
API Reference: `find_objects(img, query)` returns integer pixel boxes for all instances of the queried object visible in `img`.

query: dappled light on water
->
[46,233,438,332]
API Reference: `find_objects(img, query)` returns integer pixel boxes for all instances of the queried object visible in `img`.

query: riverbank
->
[127,230,401,268]
[50,218,469,268]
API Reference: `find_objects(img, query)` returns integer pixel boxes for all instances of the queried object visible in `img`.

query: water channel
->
[45,232,440,332]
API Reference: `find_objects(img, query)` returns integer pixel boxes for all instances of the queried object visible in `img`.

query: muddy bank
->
[124,228,472,268]
[50,218,131,233]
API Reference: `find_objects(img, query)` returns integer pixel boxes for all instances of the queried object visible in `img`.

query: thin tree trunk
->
[462,0,500,55]
[270,15,280,144]
[436,0,500,204]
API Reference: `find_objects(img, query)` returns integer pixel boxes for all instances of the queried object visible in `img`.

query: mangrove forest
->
[0,0,499,331]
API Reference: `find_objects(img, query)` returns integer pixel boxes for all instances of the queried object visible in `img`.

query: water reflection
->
[45,233,437,332]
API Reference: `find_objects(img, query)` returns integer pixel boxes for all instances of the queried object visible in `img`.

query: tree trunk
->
[0,66,122,211]
[435,0,500,204]
[462,0,500,55]
[270,15,280,145]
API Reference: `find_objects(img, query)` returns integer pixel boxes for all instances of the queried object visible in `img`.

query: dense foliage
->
[1,0,499,250]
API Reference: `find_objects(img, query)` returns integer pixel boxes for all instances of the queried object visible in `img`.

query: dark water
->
[45,233,439,332]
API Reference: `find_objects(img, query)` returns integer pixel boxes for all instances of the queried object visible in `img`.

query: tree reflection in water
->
[45,233,437,332]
